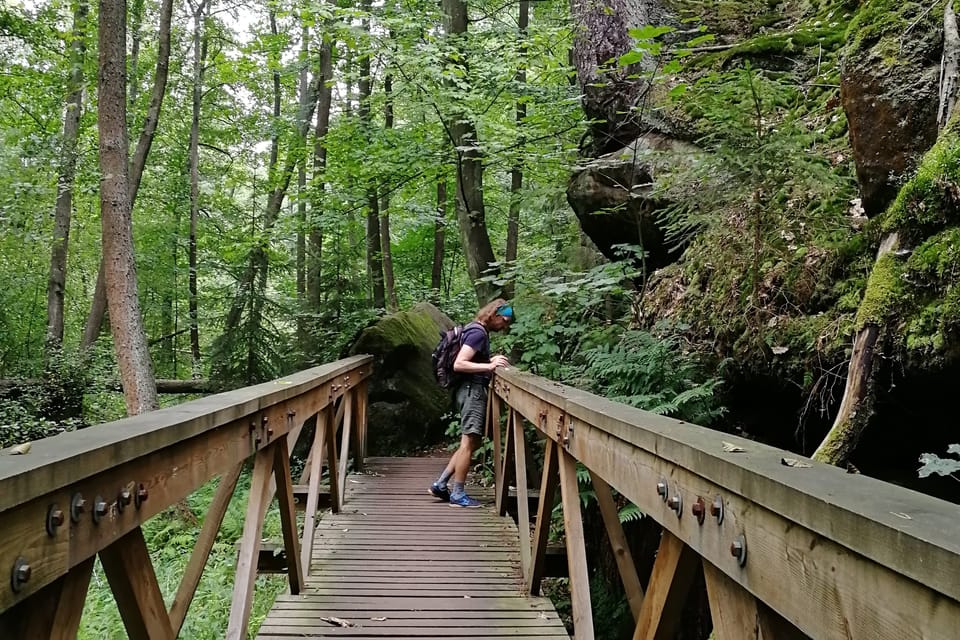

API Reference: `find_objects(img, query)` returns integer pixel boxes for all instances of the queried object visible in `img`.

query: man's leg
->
[448,434,480,507]
[429,448,459,500]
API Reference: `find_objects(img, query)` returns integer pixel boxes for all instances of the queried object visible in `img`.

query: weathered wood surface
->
[493,368,960,640]
[0,356,371,617]
[256,457,569,639]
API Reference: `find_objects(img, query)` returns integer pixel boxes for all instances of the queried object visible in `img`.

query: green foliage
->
[578,330,726,425]
[77,472,288,640]
[918,444,960,479]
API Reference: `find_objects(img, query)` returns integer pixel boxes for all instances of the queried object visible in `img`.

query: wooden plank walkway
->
[257,456,570,639]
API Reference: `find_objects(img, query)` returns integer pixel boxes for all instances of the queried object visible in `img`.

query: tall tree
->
[297,20,309,349]
[570,0,653,156]
[45,0,88,355]
[431,179,447,300]
[98,0,159,414]
[380,67,398,312]
[186,0,210,377]
[358,1,385,309]
[503,0,528,300]
[441,0,499,304]
[308,20,334,310]
[81,0,175,351]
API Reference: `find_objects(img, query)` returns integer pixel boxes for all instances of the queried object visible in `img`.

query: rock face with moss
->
[567,133,701,269]
[349,302,454,454]
[840,1,942,216]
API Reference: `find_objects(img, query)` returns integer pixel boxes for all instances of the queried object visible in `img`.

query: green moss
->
[882,127,960,238]
[855,252,902,329]
[844,0,939,60]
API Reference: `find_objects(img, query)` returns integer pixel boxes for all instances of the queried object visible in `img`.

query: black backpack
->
[432,322,481,388]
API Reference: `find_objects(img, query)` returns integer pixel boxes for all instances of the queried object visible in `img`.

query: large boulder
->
[840,4,942,216]
[349,302,454,454]
[567,132,701,270]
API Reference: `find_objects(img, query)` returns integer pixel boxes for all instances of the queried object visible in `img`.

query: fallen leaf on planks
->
[370,617,387,621]
[721,441,745,453]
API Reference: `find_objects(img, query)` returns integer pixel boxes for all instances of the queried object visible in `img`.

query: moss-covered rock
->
[840,0,941,215]
[349,302,454,454]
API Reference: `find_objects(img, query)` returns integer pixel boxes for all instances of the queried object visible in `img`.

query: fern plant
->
[578,329,725,426]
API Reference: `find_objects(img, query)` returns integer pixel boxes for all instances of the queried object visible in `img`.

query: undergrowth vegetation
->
[77,473,287,640]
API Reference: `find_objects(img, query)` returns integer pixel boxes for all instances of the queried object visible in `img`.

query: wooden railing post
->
[300,408,329,576]
[337,388,354,507]
[632,531,699,640]
[557,446,594,639]
[226,445,274,640]
[496,409,515,516]
[592,473,644,622]
[529,438,559,595]
[512,410,532,584]
[100,527,175,640]
[273,437,304,594]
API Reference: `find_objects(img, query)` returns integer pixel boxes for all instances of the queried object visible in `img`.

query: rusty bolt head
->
[135,485,148,509]
[711,495,724,524]
[119,490,132,506]
[287,410,296,417]
[691,498,706,525]
[262,416,269,425]
[70,494,87,523]
[46,505,65,536]
[267,428,274,437]
[656,481,668,501]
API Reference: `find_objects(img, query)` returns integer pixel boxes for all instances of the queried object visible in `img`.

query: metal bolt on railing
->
[117,489,132,512]
[711,495,724,524]
[668,494,683,515]
[135,484,148,509]
[10,557,30,593]
[46,505,65,536]
[70,493,86,523]
[92,497,107,524]
[730,534,747,567]
[691,497,706,525]
[656,480,668,501]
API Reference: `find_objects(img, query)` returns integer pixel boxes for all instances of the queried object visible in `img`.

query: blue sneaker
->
[448,493,482,508]
[429,482,450,501]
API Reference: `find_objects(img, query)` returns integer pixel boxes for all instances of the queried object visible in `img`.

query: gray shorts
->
[456,382,488,437]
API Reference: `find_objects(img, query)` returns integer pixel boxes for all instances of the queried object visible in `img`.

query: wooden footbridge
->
[1,355,958,639]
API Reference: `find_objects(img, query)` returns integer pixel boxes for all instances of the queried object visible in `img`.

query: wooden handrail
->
[0,355,372,639]
[490,367,960,640]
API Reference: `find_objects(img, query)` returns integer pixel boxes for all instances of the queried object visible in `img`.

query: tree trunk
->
[188,0,209,377]
[570,0,660,156]
[128,0,144,115]
[97,0,158,415]
[940,0,960,129]
[308,24,333,310]
[432,181,447,300]
[504,0,528,301]
[81,0,174,352]
[813,234,898,466]
[358,4,385,309]
[381,70,398,312]
[297,22,310,352]
[441,0,500,305]
[366,190,386,309]
[45,0,88,355]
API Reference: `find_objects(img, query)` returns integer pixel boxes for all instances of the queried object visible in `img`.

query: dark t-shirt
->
[459,322,490,386]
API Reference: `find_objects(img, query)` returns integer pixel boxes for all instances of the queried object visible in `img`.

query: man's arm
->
[453,345,509,374]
